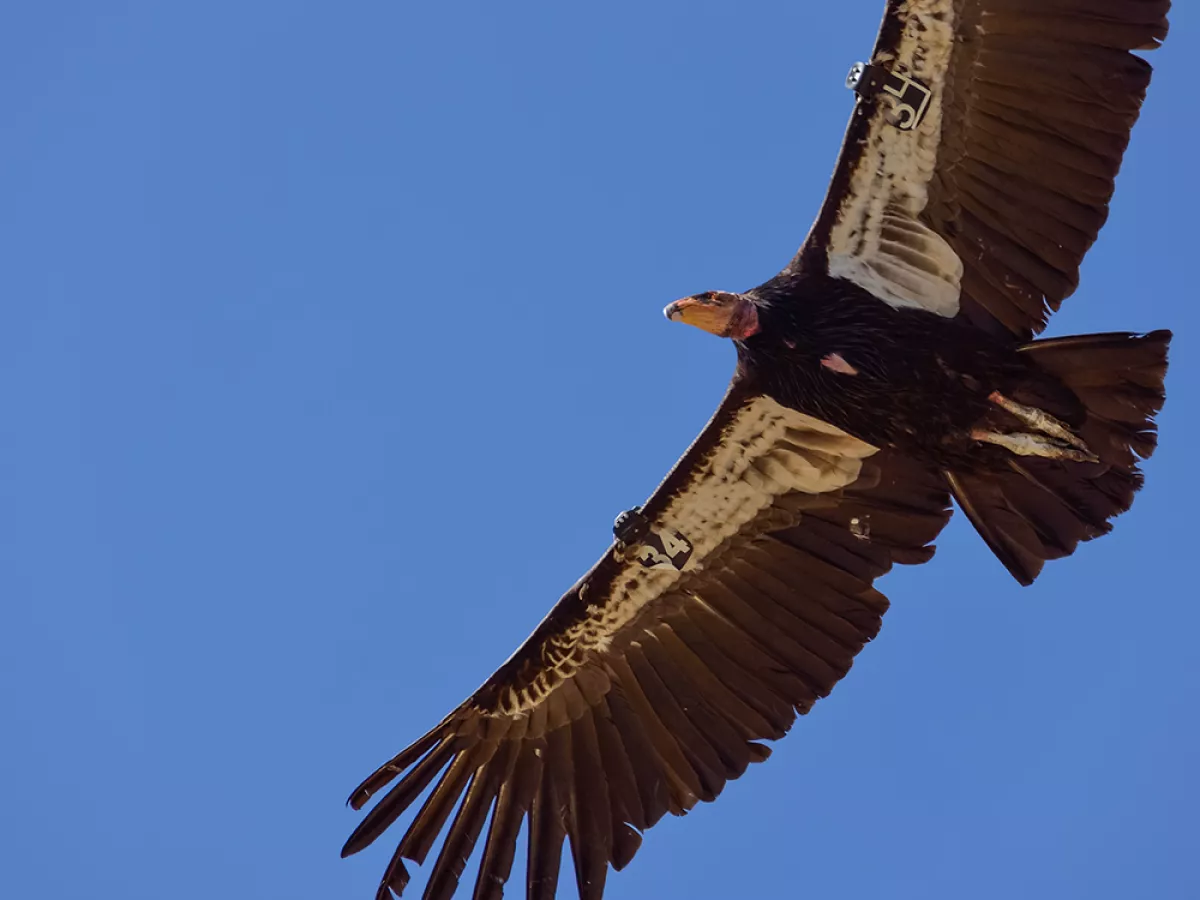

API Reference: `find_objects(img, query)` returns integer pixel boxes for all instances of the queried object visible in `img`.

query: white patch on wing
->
[491,398,878,717]
[585,398,876,649]
[827,0,964,317]
[830,206,963,316]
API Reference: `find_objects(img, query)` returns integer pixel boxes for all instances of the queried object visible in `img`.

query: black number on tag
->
[636,529,694,571]
[881,71,932,131]
[846,62,932,132]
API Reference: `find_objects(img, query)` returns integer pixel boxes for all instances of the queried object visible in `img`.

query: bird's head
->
[663,291,760,340]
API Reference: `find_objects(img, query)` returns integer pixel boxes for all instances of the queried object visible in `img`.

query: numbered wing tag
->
[635,527,694,571]
[846,62,932,132]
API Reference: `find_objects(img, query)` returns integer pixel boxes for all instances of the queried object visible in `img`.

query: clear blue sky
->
[2,3,1197,899]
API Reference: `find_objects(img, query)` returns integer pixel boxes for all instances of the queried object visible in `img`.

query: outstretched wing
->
[794,0,1170,339]
[343,379,952,900]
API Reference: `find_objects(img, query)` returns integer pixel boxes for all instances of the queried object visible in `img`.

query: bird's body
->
[739,271,1038,468]
[342,3,1175,898]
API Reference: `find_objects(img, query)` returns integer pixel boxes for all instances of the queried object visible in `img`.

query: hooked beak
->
[663,300,690,323]
[663,293,760,339]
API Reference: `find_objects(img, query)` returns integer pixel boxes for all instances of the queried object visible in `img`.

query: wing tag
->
[846,62,932,131]
[635,528,694,571]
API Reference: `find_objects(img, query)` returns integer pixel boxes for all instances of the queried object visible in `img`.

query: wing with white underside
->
[796,0,1169,337]
[342,381,952,900]
[820,0,964,317]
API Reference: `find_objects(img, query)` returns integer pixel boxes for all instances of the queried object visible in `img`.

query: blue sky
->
[2,3,1197,899]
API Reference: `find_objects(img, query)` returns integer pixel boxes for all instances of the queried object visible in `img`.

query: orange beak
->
[664,293,759,339]
[664,295,733,335]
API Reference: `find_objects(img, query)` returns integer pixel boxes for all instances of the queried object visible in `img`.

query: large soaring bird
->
[343,2,1172,898]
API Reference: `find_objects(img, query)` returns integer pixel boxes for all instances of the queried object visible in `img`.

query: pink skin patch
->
[820,352,858,376]
[729,300,760,339]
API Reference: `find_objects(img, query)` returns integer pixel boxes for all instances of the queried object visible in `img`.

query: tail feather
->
[949,330,1170,585]
[1019,330,1169,466]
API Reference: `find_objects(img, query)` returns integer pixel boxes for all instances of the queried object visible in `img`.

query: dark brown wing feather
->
[343,377,952,899]
[926,0,1169,338]
[798,0,1169,339]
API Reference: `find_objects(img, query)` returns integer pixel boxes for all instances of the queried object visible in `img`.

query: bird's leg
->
[987,391,1089,451]
[970,428,1099,463]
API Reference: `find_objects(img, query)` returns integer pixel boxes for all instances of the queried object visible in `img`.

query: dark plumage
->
[719,271,1171,583]
[343,2,1173,898]
[737,271,1164,468]
[741,272,1038,459]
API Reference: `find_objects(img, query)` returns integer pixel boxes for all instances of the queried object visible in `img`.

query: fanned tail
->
[948,330,1170,585]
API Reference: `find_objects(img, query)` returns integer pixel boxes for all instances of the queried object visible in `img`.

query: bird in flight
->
[342,2,1172,897]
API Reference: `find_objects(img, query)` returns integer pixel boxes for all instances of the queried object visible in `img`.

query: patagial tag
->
[846,62,932,131]
[635,528,694,571]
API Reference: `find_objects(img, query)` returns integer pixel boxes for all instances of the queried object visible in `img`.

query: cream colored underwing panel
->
[827,0,964,317]
[493,398,878,717]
